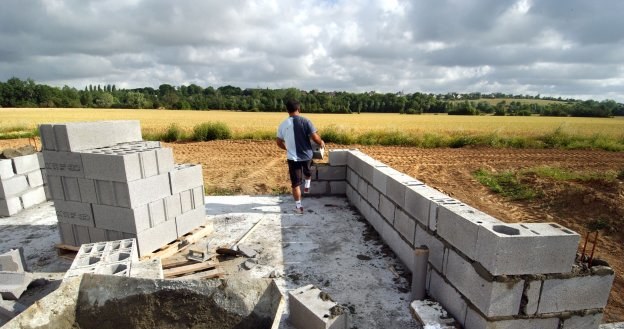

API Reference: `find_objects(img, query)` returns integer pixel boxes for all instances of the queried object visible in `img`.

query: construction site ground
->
[1,138,623,324]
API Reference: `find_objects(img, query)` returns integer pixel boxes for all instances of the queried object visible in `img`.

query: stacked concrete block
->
[40,121,206,256]
[339,149,614,329]
[0,248,33,300]
[64,239,139,279]
[308,163,347,195]
[0,153,48,217]
[288,285,348,329]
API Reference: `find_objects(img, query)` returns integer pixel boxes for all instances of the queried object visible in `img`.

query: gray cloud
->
[0,0,622,101]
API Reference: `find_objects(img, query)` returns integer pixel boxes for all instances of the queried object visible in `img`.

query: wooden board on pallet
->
[171,268,224,281]
[163,261,217,278]
[55,244,80,260]
[141,223,214,260]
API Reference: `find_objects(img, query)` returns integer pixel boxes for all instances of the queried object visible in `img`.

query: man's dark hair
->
[286,99,300,113]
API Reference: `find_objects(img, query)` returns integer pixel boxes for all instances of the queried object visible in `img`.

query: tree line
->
[1,77,622,117]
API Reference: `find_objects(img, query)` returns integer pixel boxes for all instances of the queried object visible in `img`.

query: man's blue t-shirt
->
[277,115,316,161]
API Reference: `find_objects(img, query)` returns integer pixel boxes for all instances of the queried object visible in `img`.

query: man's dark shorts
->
[287,160,312,188]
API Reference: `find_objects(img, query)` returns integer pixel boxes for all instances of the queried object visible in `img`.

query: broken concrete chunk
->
[0,272,33,300]
[0,248,28,273]
[243,259,258,270]
[288,285,348,329]
[236,244,257,258]
[129,258,164,279]
[410,300,457,329]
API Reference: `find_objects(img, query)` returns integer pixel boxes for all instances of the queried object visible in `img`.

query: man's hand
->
[276,138,286,150]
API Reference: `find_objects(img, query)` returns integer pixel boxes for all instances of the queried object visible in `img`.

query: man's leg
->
[287,160,304,213]
[303,160,312,193]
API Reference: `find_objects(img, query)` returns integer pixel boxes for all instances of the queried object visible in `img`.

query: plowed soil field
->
[2,138,623,322]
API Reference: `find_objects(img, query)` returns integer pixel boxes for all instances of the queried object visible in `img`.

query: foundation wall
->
[323,149,614,329]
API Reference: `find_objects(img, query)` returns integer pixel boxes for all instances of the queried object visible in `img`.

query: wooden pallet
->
[141,223,214,260]
[55,244,80,260]
[163,258,223,280]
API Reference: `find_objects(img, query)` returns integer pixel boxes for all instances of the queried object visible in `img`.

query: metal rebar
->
[588,231,599,267]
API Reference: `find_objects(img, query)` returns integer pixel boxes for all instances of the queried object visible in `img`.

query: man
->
[276,99,325,214]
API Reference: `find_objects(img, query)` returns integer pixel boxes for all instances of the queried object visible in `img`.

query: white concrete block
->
[387,173,423,209]
[139,149,159,178]
[347,168,359,188]
[169,164,204,194]
[0,197,22,217]
[476,222,580,275]
[38,124,57,151]
[366,185,380,209]
[372,166,402,195]
[52,120,142,152]
[164,194,182,221]
[538,272,615,313]
[155,148,175,174]
[428,270,467,327]
[148,199,167,227]
[329,181,346,195]
[81,152,143,182]
[464,307,560,329]
[0,176,29,198]
[20,186,47,209]
[288,285,348,329]
[414,226,446,272]
[410,300,457,329]
[394,208,416,243]
[180,190,193,213]
[115,173,172,209]
[46,175,65,201]
[524,280,542,315]
[357,175,368,197]
[61,177,82,202]
[77,178,98,204]
[316,165,346,181]
[436,202,501,260]
[444,250,525,317]
[92,204,151,234]
[0,160,14,179]
[11,154,39,175]
[57,222,76,245]
[561,313,603,329]
[191,186,204,209]
[175,207,206,236]
[378,194,396,224]
[42,151,85,178]
[328,149,348,166]
[380,217,415,271]
[25,170,44,188]
[135,219,178,256]
[404,185,449,226]
[309,181,329,195]
[54,200,95,227]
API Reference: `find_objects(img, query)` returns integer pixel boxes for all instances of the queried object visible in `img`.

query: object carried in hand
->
[311,140,325,160]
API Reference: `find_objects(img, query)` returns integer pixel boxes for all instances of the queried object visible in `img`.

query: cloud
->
[0,0,622,101]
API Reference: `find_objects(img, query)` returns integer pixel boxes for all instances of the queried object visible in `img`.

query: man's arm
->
[276,137,287,150]
[310,132,325,149]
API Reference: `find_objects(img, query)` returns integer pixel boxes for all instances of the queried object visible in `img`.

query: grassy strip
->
[114,122,624,152]
[473,169,538,200]
[528,166,619,182]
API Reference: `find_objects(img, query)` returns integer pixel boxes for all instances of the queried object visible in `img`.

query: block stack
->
[0,153,47,217]
[40,120,206,256]
[64,239,138,279]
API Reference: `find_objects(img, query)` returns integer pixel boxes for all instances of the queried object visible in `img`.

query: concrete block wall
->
[40,121,207,256]
[64,239,139,279]
[326,149,614,329]
[0,153,48,217]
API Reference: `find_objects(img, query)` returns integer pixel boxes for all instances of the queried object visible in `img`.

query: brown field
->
[2,137,623,322]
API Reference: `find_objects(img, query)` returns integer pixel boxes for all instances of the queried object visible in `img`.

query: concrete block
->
[379,216,415,271]
[37,152,45,169]
[61,177,81,202]
[52,120,142,152]
[180,190,193,213]
[378,195,396,224]
[0,176,28,198]
[88,227,108,243]
[169,164,204,194]
[410,300,457,329]
[310,181,329,195]
[46,175,64,201]
[414,226,446,272]
[328,149,348,166]
[316,165,346,181]
[135,219,178,256]
[57,222,76,245]
[394,208,415,243]
[139,149,159,178]
[192,186,205,209]
[0,248,28,272]
[44,184,51,201]
[366,185,380,209]
[54,200,95,227]
[20,186,46,209]
[538,272,615,313]
[436,202,501,260]
[0,197,22,217]
[371,166,396,194]
[475,222,580,275]
[524,280,542,315]
[129,258,164,279]
[0,160,14,179]
[92,204,150,234]
[164,194,182,221]
[95,180,115,206]
[428,270,467,327]
[387,176,424,210]
[148,199,167,227]
[155,148,175,174]
[404,185,449,227]
[74,225,91,245]
[38,124,56,151]
[42,151,85,177]
[561,313,603,329]
[114,173,172,209]
[25,170,44,188]
[11,154,39,175]
[81,152,142,182]
[77,178,98,204]
[356,176,368,197]
[346,150,363,170]
[288,285,348,329]
[464,306,560,329]
[329,181,346,195]
[444,249,525,317]
[0,272,33,300]
[346,168,359,188]
[175,207,206,236]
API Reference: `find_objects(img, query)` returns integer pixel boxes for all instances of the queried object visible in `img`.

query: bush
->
[321,126,354,145]
[192,121,232,141]
[162,123,184,142]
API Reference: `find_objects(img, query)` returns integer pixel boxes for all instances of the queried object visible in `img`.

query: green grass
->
[473,169,538,200]
[204,185,240,195]
[528,166,618,182]
[192,121,232,141]
[0,124,38,140]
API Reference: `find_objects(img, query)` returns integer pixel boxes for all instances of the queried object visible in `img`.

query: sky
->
[1,0,623,101]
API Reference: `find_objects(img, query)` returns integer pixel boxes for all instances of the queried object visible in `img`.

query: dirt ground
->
[2,138,623,322]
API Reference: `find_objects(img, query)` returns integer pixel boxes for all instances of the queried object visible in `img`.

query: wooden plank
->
[55,243,80,260]
[270,298,286,329]
[163,261,216,278]
[172,268,224,281]
[141,223,214,260]
[162,259,193,269]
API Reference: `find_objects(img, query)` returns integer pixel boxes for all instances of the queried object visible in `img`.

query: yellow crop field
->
[1,108,623,138]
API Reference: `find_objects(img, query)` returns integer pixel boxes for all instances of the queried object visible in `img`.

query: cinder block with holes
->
[64,239,138,279]
[288,285,348,329]
[475,222,580,275]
